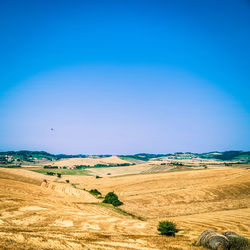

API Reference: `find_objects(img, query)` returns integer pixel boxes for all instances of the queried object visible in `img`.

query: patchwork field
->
[0,165,249,249]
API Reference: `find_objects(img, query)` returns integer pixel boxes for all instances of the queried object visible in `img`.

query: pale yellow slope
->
[76,167,250,219]
[51,156,129,167]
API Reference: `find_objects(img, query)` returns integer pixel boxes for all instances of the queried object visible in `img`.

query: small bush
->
[66,180,70,183]
[46,172,55,175]
[157,221,179,237]
[103,192,123,206]
[89,189,102,196]
[227,236,249,250]
[96,175,102,179]
[57,173,61,178]
[44,165,58,169]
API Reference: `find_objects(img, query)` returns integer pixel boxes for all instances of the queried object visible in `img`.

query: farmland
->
[32,168,91,176]
[0,159,249,249]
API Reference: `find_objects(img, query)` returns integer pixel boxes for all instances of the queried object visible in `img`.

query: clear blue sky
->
[0,0,249,154]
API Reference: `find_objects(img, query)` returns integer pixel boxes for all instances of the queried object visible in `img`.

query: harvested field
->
[83,163,189,177]
[75,167,250,218]
[152,157,234,166]
[89,164,153,176]
[41,182,98,202]
[0,166,249,249]
[0,167,56,184]
[0,168,194,249]
[172,208,250,242]
[50,156,130,167]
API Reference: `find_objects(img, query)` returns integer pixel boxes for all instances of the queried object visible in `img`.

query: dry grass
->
[0,166,249,249]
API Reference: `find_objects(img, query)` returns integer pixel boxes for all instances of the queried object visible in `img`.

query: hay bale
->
[223,231,249,250]
[223,231,241,239]
[199,230,217,246]
[223,231,239,237]
[199,230,229,250]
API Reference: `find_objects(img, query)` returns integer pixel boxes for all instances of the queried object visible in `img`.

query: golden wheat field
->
[0,166,249,249]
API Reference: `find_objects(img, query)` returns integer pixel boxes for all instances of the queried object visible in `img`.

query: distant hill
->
[120,151,250,163]
[0,151,113,164]
[198,151,250,161]
[0,150,249,165]
[119,153,172,162]
[0,151,56,164]
[50,156,130,167]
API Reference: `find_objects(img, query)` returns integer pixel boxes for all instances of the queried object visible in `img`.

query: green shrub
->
[96,175,102,179]
[169,162,184,166]
[44,165,58,169]
[57,173,61,178]
[103,192,123,206]
[157,221,179,237]
[2,165,21,168]
[89,189,102,196]
[66,180,70,183]
[46,172,55,175]
[227,236,249,250]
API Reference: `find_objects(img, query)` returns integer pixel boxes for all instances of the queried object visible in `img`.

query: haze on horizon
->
[0,0,249,155]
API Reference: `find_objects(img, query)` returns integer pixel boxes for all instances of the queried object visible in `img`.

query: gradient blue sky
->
[0,0,249,154]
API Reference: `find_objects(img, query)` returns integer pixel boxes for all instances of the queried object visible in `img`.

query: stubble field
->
[0,165,249,249]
